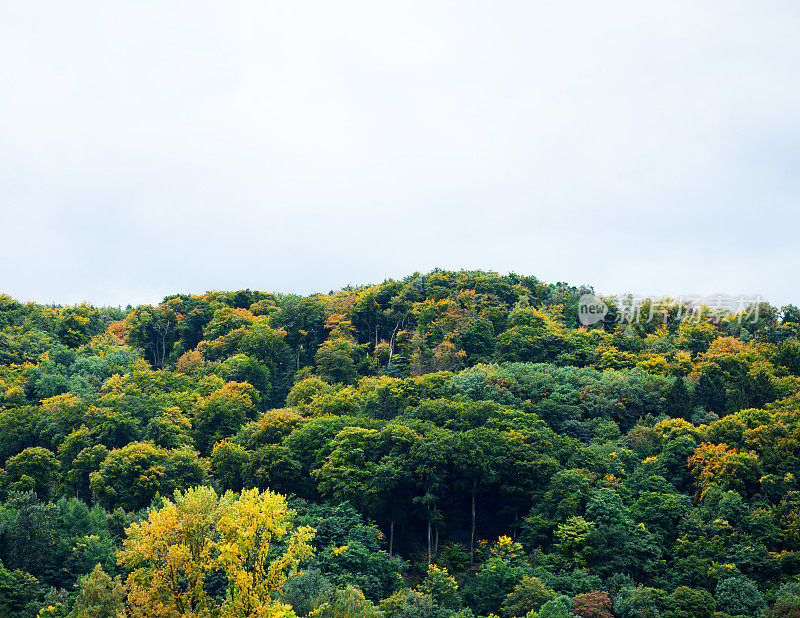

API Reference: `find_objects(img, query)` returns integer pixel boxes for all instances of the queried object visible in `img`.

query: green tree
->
[453,428,500,565]
[90,442,204,510]
[193,382,258,454]
[270,296,326,370]
[204,306,254,342]
[68,444,110,503]
[494,326,549,364]
[315,339,358,385]
[378,589,433,618]
[585,488,660,579]
[534,598,572,618]
[250,445,303,496]
[364,425,417,557]
[282,569,333,616]
[238,316,290,374]
[417,564,461,610]
[410,427,455,564]
[310,585,384,617]
[501,576,556,617]
[314,427,379,510]
[125,301,182,368]
[773,339,800,375]
[665,376,692,420]
[66,564,125,618]
[714,576,765,616]
[669,586,714,618]
[3,446,61,500]
[466,537,531,615]
[612,586,675,618]
[0,560,42,618]
[220,354,272,404]
[0,491,59,579]
[457,318,496,364]
[676,320,718,356]
[144,407,194,450]
[742,370,777,408]
[552,516,595,571]
[57,304,102,349]
[211,439,251,492]
[693,373,726,414]
[772,581,800,617]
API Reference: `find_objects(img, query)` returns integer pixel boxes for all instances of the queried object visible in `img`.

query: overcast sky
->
[1,2,798,308]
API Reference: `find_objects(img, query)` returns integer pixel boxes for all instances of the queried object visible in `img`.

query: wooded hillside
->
[1,270,799,617]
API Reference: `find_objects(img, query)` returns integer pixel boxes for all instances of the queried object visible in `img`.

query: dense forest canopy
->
[1,269,800,617]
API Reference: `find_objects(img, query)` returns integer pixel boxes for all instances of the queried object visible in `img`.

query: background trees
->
[0,271,799,616]
[89,442,204,510]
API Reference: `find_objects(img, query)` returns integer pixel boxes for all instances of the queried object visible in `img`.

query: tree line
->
[0,270,799,616]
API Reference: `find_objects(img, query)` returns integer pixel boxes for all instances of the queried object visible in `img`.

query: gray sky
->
[1,2,798,308]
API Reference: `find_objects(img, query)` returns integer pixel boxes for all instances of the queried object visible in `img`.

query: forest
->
[0,269,799,617]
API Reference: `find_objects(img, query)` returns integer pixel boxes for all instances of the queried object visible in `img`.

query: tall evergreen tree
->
[666,376,692,420]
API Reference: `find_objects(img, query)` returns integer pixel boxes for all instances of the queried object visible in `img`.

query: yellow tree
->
[119,485,220,617]
[118,486,315,618]
[688,442,760,500]
[216,488,315,618]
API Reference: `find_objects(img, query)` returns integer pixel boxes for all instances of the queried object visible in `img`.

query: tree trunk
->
[434,503,439,560]
[389,518,394,557]
[470,480,477,565]
[160,320,169,368]
[427,514,432,565]
[388,320,401,365]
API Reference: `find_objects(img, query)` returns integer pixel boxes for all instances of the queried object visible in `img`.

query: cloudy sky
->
[1,2,798,308]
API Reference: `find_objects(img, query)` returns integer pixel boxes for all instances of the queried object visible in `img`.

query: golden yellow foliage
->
[215,488,314,617]
[118,486,314,618]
